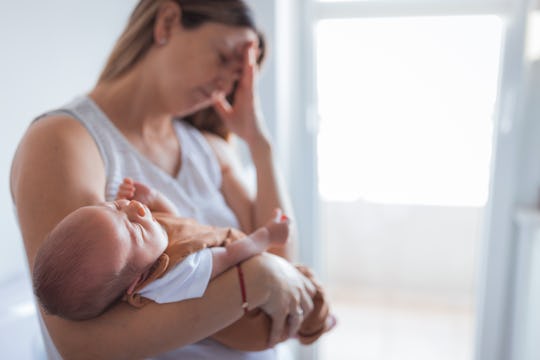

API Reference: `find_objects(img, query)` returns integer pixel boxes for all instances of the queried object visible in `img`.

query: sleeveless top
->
[32,96,278,360]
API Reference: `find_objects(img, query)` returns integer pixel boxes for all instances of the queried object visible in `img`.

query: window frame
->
[293,1,530,359]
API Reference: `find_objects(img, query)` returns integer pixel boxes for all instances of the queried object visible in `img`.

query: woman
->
[10,0,318,359]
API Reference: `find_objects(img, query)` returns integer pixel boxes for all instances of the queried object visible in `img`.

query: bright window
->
[314,14,504,360]
[317,16,502,206]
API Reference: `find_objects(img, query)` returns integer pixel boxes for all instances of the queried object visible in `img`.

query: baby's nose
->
[128,200,146,216]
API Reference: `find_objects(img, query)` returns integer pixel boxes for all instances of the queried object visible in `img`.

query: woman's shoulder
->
[29,113,88,136]
[17,114,95,160]
[10,114,102,200]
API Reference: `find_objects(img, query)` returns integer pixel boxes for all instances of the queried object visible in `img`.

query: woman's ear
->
[154,0,181,46]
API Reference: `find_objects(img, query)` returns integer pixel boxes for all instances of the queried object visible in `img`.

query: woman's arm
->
[205,134,296,260]
[11,116,309,358]
[211,43,297,260]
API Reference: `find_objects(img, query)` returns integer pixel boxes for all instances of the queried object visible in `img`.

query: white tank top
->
[33,96,278,360]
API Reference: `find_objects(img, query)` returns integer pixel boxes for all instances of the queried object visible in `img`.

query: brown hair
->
[98,0,257,83]
[32,208,140,321]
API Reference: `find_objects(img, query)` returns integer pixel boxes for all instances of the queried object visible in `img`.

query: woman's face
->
[154,22,258,116]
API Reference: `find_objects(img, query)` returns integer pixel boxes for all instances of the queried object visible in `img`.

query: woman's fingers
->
[210,42,265,145]
[256,254,325,345]
[212,94,233,122]
[303,275,317,298]
[240,43,257,90]
[287,280,315,337]
[286,306,304,339]
[300,289,314,318]
[268,312,287,347]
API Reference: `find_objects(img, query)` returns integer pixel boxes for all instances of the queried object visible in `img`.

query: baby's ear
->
[126,273,145,295]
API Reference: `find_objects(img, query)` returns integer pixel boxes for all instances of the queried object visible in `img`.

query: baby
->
[33,178,289,321]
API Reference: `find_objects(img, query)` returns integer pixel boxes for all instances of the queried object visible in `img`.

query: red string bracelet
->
[236,264,249,314]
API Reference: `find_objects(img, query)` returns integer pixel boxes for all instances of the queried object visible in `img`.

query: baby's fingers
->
[117,183,135,199]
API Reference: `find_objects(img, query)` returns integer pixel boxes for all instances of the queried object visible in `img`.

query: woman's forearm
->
[249,137,296,260]
[49,256,271,359]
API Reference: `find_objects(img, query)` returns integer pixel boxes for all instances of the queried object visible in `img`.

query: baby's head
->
[33,199,168,320]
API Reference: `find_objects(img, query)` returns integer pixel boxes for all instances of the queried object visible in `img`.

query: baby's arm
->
[209,210,290,279]
[117,177,179,215]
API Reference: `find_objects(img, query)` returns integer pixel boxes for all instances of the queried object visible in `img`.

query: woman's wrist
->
[248,135,272,160]
[236,264,249,314]
[239,255,271,309]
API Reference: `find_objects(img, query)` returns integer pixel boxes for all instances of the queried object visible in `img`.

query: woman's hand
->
[247,253,317,346]
[212,43,269,147]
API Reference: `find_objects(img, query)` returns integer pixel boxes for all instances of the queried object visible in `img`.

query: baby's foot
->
[264,221,289,246]
[264,209,290,246]
[247,209,290,250]
[246,224,287,252]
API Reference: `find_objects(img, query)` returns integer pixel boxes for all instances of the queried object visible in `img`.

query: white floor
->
[319,296,474,360]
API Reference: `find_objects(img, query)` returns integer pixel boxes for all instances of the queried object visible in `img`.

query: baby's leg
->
[209,215,290,279]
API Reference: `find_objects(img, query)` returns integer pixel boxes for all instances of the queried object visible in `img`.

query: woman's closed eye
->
[219,53,230,65]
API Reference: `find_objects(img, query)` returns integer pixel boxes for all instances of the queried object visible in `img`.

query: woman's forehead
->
[208,24,257,46]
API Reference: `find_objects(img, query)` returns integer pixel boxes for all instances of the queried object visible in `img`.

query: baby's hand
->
[116,177,136,200]
[116,178,154,205]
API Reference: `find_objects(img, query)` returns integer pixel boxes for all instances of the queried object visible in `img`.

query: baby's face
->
[96,199,168,271]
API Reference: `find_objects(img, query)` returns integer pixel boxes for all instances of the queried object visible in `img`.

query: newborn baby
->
[33,178,289,321]
[33,178,335,350]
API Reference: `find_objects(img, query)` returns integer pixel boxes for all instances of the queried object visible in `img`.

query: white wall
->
[0,0,138,283]
[247,0,278,141]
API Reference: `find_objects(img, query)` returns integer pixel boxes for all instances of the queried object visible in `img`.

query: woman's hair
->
[98,0,257,83]
[99,0,267,140]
